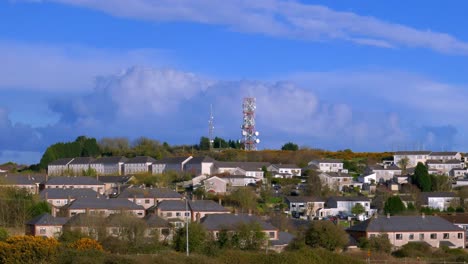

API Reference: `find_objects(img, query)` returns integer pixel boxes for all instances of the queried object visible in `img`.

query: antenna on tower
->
[241,97,260,151]
[209,104,214,150]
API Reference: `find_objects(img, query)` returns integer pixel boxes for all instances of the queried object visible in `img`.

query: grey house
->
[44,176,105,194]
[152,156,193,174]
[48,158,74,176]
[124,156,156,174]
[90,156,127,175]
[68,157,95,175]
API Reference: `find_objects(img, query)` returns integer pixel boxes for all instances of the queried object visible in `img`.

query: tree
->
[229,187,258,213]
[281,142,299,151]
[413,162,431,192]
[0,228,7,242]
[360,234,392,253]
[351,203,365,216]
[397,157,409,175]
[230,222,267,250]
[69,238,104,252]
[430,174,451,192]
[384,196,406,215]
[173,222,207,253]
[304,221,348,251]
[199,137,211,151]
[303,169,322,196]
[28,201,51,218]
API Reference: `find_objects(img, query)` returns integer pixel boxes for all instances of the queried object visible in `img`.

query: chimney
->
[67,195,71,204]
[218,198,222,206]
[248,209,252,216]
[422,213,425,219]
[234,209,238,216]
[386,213,390,219]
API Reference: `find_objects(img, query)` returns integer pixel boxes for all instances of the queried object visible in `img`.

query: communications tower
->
[241,97,260,150]
[208,104,214,150]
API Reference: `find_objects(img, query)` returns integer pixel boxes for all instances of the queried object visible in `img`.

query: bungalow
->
[420,192,458,211]
[61,197,146,218]
[90,156,127,175]
[426,160,464,176]
[394,151,431,168]
[322,196,372,218]
[44,176,105,195]
[308,159,344,173]
[117,186,183,209]
[68,157,95,174]
[347,215,465,248]
[204,175,258,195]
[25,213,68,238]
[124,156,156,175]
[184,156,216,176]
[0,174,45,194]
[214,162,269,181]
[439,214,468,246]
[152,156,193,175]
[267,164,302,178]
[285,196,325,219]
[47,158,74,176]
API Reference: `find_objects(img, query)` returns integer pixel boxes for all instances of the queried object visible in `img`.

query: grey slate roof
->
[426,159,462,164]
[157,200,187,211]
[0,174,46,185]
[26,213,68,226]
[45,176,103,186]
[188,200,229,212]
[186,156,216,165]
[91,156,127,164]
[69,157,95,165]
[64,197,144,210]
[118,187,183,199]
[215,161,270,171]
[126,156,157,164]
[314,159,342,163]
[49,158,74,166]
[347,215,463,232]
[97,176,132,184]
[271,232,294,246]
[154,156,191,164]
[40,188,102,199]
[429,152,459,156]
[328,196,370,202]
[144,214,171,227]
[270,164,301,169]
[285,196,325,203]
[201,213,277,231]
[64,213,105,226]
[368,165,401,171]
[321,172,352,178]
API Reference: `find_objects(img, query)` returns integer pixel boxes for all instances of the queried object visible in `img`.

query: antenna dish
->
[255,139,260,143]
[255,131,259,136]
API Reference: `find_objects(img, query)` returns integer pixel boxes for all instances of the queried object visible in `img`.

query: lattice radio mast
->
[241,97,260,151]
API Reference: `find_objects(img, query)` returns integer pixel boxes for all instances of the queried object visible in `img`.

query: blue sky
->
[2,0,468,164]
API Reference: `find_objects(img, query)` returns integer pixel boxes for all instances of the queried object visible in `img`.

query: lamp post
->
[185,196,189,256]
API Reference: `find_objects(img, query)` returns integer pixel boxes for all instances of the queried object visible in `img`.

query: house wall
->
[367,231,464,248]
[125,163,151,174]
[427,197,457,211]
[157,210,190,221]
[127,197,156,209]
[205,178,227,194]
[394,154,429,168]
[45,184,105,195]
[27,225,63,238]
[69,164,90,174]
[318,162,343,172]
[68,208,145,218]
[48,165,69,176]
[47,198,74,208]
[191,211,229,221]
[374,170,401,182]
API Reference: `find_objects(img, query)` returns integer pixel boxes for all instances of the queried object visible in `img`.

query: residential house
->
[318,172,360,191]
[267,164,302,178]
[61,197,146,218]
[321,196,372,218]
[358,172,376,184]
[426,160,464,176]
[152,156,192,174]
[155,200,191,227]
[90,156,127,175]
[97,175,133,195]
[62,213,107,240]
[47,158,74,176]
[44,176,106,195]
[454,179,468,188]
[450,168,468,178]
[124,156,156,174]
[347,215,465,248]
[0,174,45,194]
[214,161,269,181]
[189,200,230,221]
[366,164,402,182]
[308,159,344,173]
[40,188,103,215]
[184,156,216,176]
[394,175,410,185]
[429,152,462,161]
[439,214,468,246]
[68,157,95,174]
[25,213,68,238]
[420,192,458,211]
[285,196,325,219]
[117,186,183,209]
[204,175,258,195]
[204,176,228,194]
[394,151,431,168]
[143,214,173,241]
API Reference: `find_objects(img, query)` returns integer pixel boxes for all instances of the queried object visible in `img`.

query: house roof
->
[271,232,295,246]
[153,156,191,164]
[218,175,257,179]
[270,164,301,169]
[186,156,216,165]
[64,213,106,226]
[91,156,127,164]
[394,151,431,155]
[46,176,103,186]
[63,197,144,210]
[157,200,187,211]
[312,159,343,163]
[96,176,132,184]
[188,200,229,212]
[285,196,325,203]
[49,158,74,166]
[439,214,468,224]
[0,174,46,185]
[328,196,370,202]
[125,156,157,164]
[69,157,95,165]
[320,172,352,178]
[40,188,103,199]
[214,161,270,171]
[144,214,171,227]
[426,159,462,165]
[117,187,183,199]
[429,152,459,156]
[201,213,277,231]
[347,215,463,232]
[368,165,401,171]
[26,213,68,226]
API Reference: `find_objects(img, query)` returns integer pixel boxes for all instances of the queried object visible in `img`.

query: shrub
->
[393,242,432,258]
[0,228,8,241]
[304,221,348,251]
[69,238,103,252]
[0,235,59,264]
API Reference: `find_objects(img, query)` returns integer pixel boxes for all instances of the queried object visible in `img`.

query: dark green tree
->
[351,203,365,216]
[281,142,299,151]
[173,222,207,253]
[199,137,211,151]
[413,162,431,192]
[384,196,406,215]
[304,221,348,251]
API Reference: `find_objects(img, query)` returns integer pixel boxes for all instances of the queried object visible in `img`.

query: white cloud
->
[27,0,468,54]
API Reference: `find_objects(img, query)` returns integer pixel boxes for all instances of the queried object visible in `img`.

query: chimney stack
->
[234,209,238,216]
[218,198,222,206]
[422,213,425,219]
[386,213,390,219]
[67,195,71,204]
[248,209,252,216]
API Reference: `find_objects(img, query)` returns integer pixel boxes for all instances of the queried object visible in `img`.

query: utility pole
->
[186,197,189,256]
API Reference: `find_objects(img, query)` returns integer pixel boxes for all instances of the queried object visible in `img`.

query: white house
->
[358,172,376,184]
[184,156,216,176]
[285,196,325,219]
[318,172,361,191]
[420,192,458,211]
[214,162,269,181]
[90,156,127,175]
[267,164,302,178]
[68,157,95,174]
[366,164,402,182]
[47,158,74,176]
[152,156,192,174]
[426,160,464,176]
[394,151,431,168]
[450,168,468,178]
[321,196,372,218]
[308,159,344,173]
[429,152,462,161]
[204,176,227,194]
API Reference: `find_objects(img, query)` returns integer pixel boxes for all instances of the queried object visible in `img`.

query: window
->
[419,234,424,240]
[145,199,150,204]
[396,234,403,240]
[166,212,173,217]
[409,234,414,240]
[269,232,276,238]
[176,212,181,217]
[458,233,463,239]
[443,233,449,239]
[430,233,437,239]
[39,228,46,235]
[185,212,190,217]
[137,212,143,216]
